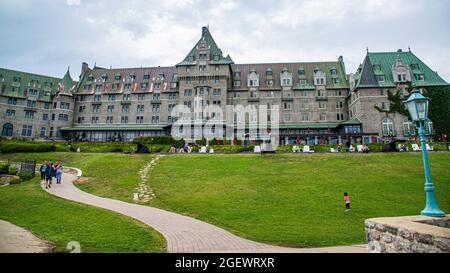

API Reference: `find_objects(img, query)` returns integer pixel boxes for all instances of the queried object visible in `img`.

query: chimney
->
[81,62,89,76]
[202,26,208,34]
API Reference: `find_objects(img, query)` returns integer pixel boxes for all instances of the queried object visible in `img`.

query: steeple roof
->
[177,26,234,66]
[59,68,74,95]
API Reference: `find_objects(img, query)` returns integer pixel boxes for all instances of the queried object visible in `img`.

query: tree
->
[423,85,450,137]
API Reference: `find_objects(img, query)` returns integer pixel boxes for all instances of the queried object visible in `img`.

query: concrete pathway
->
[42,170,368,253]
[0,220,53,253]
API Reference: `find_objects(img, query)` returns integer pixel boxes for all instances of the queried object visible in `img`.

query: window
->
[77,117,84,124]
[28,89,38,96]
[382,118,394,136]
[403,119,415,136]
[13,76,21,82]
[199,65,207,72]
[184,89,192,96]
[336,113,345,121]
[336,101,344,109]
[93,105,100,113]
[266,79,274,86]
[95,84,102,92]
[169,93,177,100]
[299,79,307,86]
[21,125,32,137]
[300,91,308,97]
[330,68,337,76]
[300,101,308,109]
[284,114,291,122]
[44,103,50,110]
[121,116,129,124]
[24,111,34,119]
[298,69,305,76]
[199,52,207,60]
[213,55,220,61]
[152,105,161,113]
[59,114,69,121]
[43,113,48,121]
[94,95,101,102]
[40,127,46,138]
[91,117,99,124]
[138,94,146,101]
[79,106,85,113]
[334,78,341,84]
[115,74,121,81]
[320,113,327,121]
[27,100,37,108]
[60,102,70,110]
[6,109,15,117]
[136,116,144,124]
[106,116,113,124]
[151,116,160,124]
[124,83,132,91]
[184,101,192,108]
[123,94,131,101]
[377,75,385,82]
[143,74,150,81]
[266,69,273,76]
[417,74,425,81]
[83,84,92,91]
[301,113,309,121]
[319,102,326,109]
[233,92,241,98]
[284,102,292,110]
[426,122,434,135]
[122,105,130,113]
[233,80,241,87]
[153,93,160,101]
[2,123,13,137]
[107,105,115,113]
[108,95,116,101]
[137,105,145,112]
[398,73,407,82]
[213,89,221,96]
[234,72,241,78]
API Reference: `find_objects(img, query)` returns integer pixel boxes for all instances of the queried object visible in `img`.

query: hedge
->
[0,162,9,174]
[0,141,56,154]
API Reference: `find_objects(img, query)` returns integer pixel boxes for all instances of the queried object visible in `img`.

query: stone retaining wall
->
[365,215,450,253]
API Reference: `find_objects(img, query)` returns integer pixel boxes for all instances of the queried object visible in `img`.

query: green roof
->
[0,68,68,102]
[60,69,75,95]
[355,50,448,89]
[177,27,234,66]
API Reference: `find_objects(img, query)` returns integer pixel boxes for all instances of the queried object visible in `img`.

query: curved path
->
[0,220,53,253]
[43,170,368,253]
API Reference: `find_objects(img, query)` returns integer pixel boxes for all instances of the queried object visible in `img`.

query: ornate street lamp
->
[405,87,445,217]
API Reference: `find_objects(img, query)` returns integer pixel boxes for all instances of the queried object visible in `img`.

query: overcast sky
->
[1,0,449,82]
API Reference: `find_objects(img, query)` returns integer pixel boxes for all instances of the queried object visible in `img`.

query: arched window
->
[1,123,13,137]
[403,118,415,136]
[382,118,394,136]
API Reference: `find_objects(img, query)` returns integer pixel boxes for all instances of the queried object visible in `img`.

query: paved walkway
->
[0,220,53,253]
[43,170,368,253]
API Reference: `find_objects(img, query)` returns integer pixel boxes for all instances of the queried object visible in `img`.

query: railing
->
[0,160,36,179]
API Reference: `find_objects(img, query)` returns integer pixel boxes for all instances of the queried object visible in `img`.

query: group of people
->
[169,144,193,154]
[39,161,63,189]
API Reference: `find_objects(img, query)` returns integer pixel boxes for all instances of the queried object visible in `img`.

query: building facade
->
[1,27,448,144]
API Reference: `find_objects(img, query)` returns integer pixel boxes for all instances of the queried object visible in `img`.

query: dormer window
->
[188,56,195,62]
[299,79,307,86]
[101,74,108,81]
[248,70,259,87]
[280,69,292,87]
[330,68,337,76]
[373,64,382,71]
[266,80,274,86]
[143,74,150,80]
[298,68,305,76]
[410,64,420,70]
[13,76,21,82]
[129,74,136,81]
[199,51,208,60]
[377,75,386,82]
[266,69,273,76]
[44,82,52,88]
[397,73,407,82]
[115,74,121,81]
[313,69,326,86]
[213,55,220,61]
[416,74,425,81]
[87,75,94,82]
[234,71,241,78]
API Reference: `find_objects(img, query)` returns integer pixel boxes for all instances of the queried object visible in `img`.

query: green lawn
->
[0,153,166,253]
[148,153,450,247]
[2,152,449,249]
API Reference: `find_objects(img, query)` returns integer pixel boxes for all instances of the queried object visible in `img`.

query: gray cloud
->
[0,0,449,82]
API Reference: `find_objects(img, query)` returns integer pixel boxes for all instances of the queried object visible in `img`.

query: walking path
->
[0,220,53,253]
[42,169,368,253]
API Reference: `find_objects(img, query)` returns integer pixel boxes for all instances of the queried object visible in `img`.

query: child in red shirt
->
[344,192,351,211]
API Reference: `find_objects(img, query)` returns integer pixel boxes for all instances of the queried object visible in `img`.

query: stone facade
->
[366,215,450,253]
[1,27,448,143]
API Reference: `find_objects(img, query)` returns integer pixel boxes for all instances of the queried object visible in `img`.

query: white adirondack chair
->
[412,144,421,152]
[349,146,356,152]
[293,146,300,153]
[357,145,364,153]
[426,144,434,151]
[209,149,215,154]
[199,146,207,154]
[254,146,262,153]
[303,146,314,153]
[330,148,337,153]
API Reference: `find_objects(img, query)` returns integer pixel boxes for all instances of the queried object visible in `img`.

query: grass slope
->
[0,153,166,253]
[149,153,450,247]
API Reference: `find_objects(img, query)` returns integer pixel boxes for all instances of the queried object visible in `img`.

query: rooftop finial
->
[408,45,411,52]
[366,47,369,54]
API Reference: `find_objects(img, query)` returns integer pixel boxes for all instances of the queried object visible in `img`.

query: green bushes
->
[8,165,17,175]
[133,136,184,148]
[0,141,56,154]
[0,162,9,174]
[19,170,34,182]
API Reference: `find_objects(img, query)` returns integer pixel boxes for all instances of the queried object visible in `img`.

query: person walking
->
[55,161,63,185]
[45,162,54,189]
[39,161,47,182]
[344,192,351,212]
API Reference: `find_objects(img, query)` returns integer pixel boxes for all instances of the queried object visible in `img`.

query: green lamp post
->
[405,87,445,217]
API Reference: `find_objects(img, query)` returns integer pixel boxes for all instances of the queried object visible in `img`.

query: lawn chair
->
[199,146,207,154]
[292,146,300,153]
[303,146,315,153]
[209,149,215,154]
[254,146,262,154]
[426,144,434,151]
[349,146,356,152]
[330,148,337,153]
[357,145,363,153]
[412,144,421,152]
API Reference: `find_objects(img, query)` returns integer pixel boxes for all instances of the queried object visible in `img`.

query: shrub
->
[133,136,184,148]
[0,162,9,174]
[208,145,244,153]
[0,141,56,153]
[149,145,171,153]
[19,170,35,182]
[8,165,18,175]
[9,176,21,185]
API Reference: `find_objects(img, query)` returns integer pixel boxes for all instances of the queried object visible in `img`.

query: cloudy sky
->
[1,0,450,81]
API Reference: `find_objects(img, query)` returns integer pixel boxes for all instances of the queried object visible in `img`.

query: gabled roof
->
[177,26,234,66]
[59,68,75,95]
[355,50,448,89]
